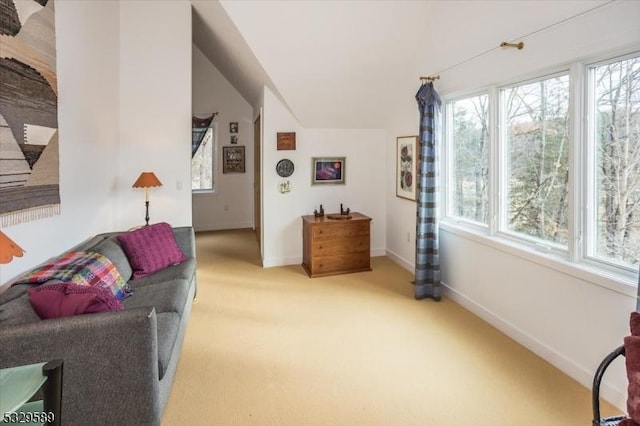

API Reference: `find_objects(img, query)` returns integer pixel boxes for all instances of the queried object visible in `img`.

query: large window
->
[590,55,640,267]
[444,51,640,275]
[448,94,489,225]
[502,74,570,246]
[191,122,217,192]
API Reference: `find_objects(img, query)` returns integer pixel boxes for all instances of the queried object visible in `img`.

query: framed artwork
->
[396,136,418,201]
[230,135,238,144]
[311,157,345,185]
[277,132,296,150]
[229,122,238,134]
[222,146,245,174]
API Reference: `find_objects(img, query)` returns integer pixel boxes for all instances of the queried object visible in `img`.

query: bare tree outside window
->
[594,56,640,266]
[502,75,570,246]
[450,94,489,225]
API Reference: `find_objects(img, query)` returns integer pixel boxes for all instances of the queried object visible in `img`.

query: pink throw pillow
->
[117,222,187,279]
[631,312,640,336]
[625,335,640,423]
[28,282,123,319]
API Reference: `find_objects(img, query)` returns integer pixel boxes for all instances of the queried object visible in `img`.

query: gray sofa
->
[0,226,196,426]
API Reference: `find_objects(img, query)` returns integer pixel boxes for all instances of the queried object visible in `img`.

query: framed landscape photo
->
[396,136,418,201]
[311,157,345,185]
[222,146,245,174]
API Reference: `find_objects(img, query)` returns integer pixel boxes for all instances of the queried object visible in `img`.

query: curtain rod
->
[417,0,616,83]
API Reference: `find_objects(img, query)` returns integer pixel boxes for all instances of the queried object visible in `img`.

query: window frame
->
[583,51,640,274]
[496,70,572,253]
[441,49,640,288]
[444,90,491,231]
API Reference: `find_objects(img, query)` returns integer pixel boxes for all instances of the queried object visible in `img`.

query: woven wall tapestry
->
[0,0,60,226]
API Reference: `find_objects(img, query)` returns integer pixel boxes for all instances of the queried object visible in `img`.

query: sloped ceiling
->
[192,0,618,129]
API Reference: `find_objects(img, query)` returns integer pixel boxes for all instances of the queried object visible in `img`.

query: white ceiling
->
[192,0,625,129]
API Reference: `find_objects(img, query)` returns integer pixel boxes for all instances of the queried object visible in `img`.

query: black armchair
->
[592,345,627,426]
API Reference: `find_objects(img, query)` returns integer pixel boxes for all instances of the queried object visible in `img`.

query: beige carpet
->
[162,228,618,426]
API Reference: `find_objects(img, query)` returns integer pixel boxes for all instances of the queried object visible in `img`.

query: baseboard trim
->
[385,249,414,273]
[263,256,302,268]
[194,222,253,232]
[441,282,627,411]
[371,248,386,257]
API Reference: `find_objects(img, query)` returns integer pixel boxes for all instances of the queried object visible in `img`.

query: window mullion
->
[488,86,499,236]
[442,104,453,219]
[568,63,585,263]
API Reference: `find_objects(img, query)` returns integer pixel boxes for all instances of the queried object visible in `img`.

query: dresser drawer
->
[312,221,369,239]
[311,253,370,275]
[312,235,369,256]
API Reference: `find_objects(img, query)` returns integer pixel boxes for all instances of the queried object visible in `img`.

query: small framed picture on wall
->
[311,157,346,185]
[396,135,418,201]
[222,146,245,174]
[229,122,238,134]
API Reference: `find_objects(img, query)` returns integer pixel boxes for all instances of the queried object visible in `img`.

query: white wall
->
[1,0,120,285]
[117,1,192,231]
[192,46,254,232]
[384,1,640,410]
[1,0,192,285]
[262,86,386,267]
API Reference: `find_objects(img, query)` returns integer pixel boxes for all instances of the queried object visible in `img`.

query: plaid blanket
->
[15,251,131,300]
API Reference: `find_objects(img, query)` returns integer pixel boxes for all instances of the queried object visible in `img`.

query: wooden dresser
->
[301,212,372,278]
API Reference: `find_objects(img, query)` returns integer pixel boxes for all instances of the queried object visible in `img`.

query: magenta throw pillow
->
[117,222,187,279]
[625,335,640,423]
[28,282,123,319]
[631,312,640,336]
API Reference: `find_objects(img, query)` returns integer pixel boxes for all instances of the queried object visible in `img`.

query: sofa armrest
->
[0,307,162,426]
[173,226,195,259]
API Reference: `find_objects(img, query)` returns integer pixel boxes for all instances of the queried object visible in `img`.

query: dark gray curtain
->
[414,82,442,301]
[192,114,215,158]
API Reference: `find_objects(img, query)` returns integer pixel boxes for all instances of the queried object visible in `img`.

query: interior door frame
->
[253,109,263,263]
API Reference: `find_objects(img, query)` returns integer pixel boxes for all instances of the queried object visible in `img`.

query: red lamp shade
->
[0,230,25,264]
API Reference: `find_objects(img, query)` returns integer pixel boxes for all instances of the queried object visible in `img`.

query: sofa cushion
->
[117,222,187,279]
[0,284,31,305]
[128,259,196,289]
[0,293,40,326]
[88,238,133,282]
[156,312,180,380]
[123,279,190,315]
[27,282,123,319]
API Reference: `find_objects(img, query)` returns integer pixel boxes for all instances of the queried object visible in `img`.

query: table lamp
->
[132,172,162,226]
[0,230,25,264]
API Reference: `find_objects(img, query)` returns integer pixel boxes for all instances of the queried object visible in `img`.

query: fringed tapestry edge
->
[1,204,61,227]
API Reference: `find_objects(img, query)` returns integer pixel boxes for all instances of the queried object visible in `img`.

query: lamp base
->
[145,201,150,226]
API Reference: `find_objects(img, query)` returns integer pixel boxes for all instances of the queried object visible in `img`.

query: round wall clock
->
[276,159,295,177]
